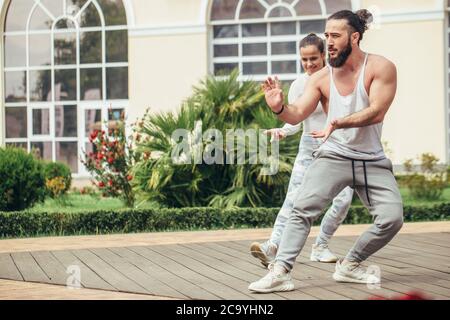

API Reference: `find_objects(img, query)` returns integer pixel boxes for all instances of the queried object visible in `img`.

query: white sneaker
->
[333,259,380,284]
[248,264,295,293]
[250,241,277,268]
[310,243,339,263]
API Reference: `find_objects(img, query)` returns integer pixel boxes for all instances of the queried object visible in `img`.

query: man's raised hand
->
[262,76,284,113]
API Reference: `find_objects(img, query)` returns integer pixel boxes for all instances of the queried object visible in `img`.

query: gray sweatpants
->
[275,149,404,271]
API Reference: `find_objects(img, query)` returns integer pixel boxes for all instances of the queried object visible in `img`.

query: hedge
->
[0,203,449,239]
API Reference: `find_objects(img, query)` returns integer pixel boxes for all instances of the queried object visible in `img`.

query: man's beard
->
[328,41,352,68]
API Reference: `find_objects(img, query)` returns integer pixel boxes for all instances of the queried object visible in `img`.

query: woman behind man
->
[250,34,354,267]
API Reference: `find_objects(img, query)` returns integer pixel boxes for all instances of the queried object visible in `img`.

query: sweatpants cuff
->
[344,252,364,264]
[275,260,292,272]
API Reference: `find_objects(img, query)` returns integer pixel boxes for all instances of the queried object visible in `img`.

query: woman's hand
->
[264,128,287,142]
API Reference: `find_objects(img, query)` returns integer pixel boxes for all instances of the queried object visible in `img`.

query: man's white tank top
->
[320,54,386,160]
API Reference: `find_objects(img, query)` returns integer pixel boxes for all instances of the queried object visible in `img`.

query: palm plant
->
[133,70,301,208]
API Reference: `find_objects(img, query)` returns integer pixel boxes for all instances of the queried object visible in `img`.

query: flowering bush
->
[42,161,72,197]
[81,110,137,207]
[45,177,66,199]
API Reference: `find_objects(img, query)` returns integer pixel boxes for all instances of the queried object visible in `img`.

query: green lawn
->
[349,187,450,206]
[28,187,450,213]
[29,194,160,213]
[400,187,450,205]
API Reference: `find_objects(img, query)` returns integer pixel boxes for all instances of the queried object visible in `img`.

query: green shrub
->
[0,147,46,211]
[0,203,448,238]
[403,154,447,201]
[43,161,72,197]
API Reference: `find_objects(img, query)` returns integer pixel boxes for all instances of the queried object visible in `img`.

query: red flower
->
[108,157,114,164]
[90,130,99,141]
[97,152,104,160]
[98,182,105,188]
[127,175,133,181]
[108,180,113,187]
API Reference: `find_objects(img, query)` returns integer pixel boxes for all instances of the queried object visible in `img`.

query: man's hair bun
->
[356,9,373,30]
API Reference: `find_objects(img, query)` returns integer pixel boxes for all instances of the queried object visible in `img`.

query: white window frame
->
[3,0,129,178]
[209,0,349,82]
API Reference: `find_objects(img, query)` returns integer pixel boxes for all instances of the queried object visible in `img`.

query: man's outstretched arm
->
[312,59,397,140]
[263,76,322,125]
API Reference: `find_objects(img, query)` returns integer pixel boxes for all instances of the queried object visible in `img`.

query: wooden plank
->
[130,246,252,300]
[229,240,408,299]
[90,248,186,299]
[31,251,70,285]
[383,235,450,257]
[0,279,175,300]
[239,240,397,299]
[51,250,116,291]
[215,241,368,300]
[401,233,450,248]
[301,286,352,300]
[71,249,150,295]
[307,238,450,298]
[335,237,450,275]
[181,243,319,300]
[152,244,272,300]
[387,237,450,258]
[110,246,217,300]
[202,241,312,282]
[293,239,450,300]
[10,252,49,283]
[168,244,285,300]
[303,237,447,281]
[0,253,23,281]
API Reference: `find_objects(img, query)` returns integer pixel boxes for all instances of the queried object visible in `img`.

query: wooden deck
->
[0,231,449,300]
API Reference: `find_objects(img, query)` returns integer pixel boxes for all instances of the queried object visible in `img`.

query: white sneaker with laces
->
[333,259,380,284]
[310,243,339,263]
[248,264,295,293]
[250,241,277,268]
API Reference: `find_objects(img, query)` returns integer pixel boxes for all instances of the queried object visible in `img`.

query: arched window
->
[209,0,352,82]
[3,0,129,175]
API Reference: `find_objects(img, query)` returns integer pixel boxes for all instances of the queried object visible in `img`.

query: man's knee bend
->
[385,215,403,233]
[393,214,404,232]
[375,205,404,232]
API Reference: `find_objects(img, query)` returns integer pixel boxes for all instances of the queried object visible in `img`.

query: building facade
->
[0,0,448,178]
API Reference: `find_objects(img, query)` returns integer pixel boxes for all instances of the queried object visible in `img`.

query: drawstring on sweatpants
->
[347,157,373,207]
